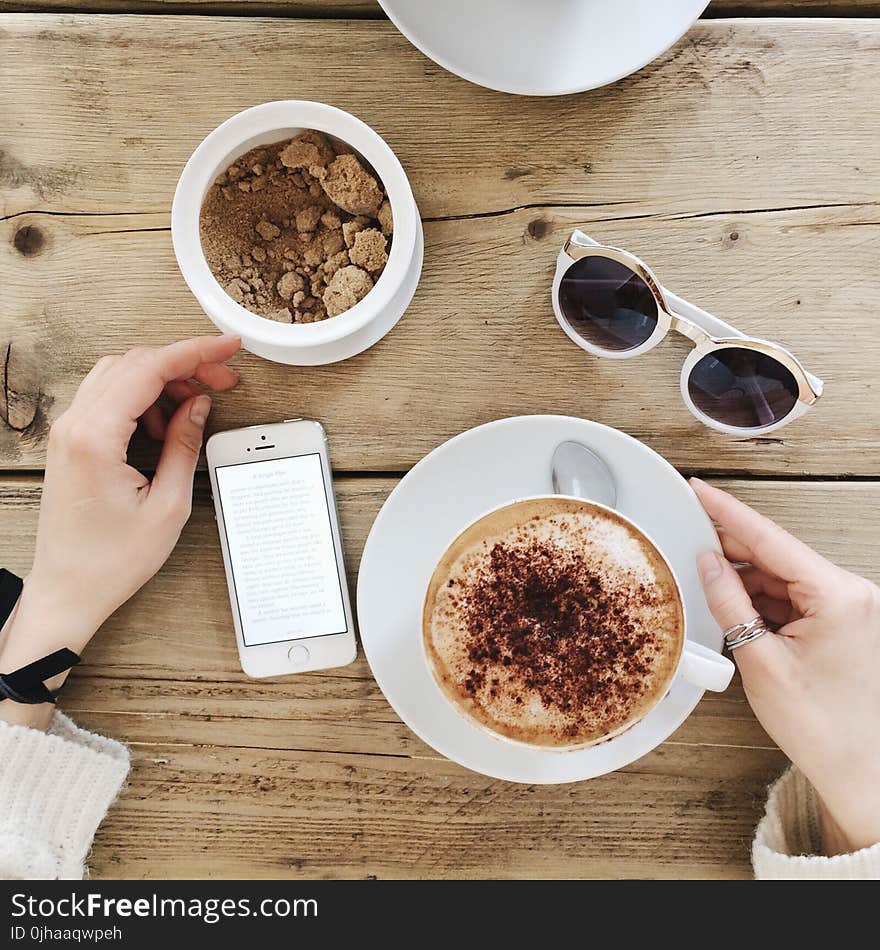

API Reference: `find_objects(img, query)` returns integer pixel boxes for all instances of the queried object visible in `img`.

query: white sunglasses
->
[552,230,824,435]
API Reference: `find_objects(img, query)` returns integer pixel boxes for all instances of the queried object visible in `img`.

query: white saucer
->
[378,0,710,97]
[357,416,723,784]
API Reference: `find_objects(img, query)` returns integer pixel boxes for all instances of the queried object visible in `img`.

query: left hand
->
[0,335,241,728]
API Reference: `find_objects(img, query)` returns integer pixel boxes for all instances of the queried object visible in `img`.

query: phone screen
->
[214,453,347,647]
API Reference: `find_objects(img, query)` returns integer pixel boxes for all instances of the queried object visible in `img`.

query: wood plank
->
[95,743,781,879]
[3,17,878,220]
[0,0,377,13]
[0,0,380,10]
[1,476,875,877]
[3,203,879,474]
[1,2,877,18]
[716,2,880,12]
[2,17,879,474]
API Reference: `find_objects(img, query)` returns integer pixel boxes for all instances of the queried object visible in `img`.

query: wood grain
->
[3,17,878,220]
[2,203,878,474]
[2,17,879,474]
[1,475,876,878]
[716,1,880,12]
[1,1,877,18]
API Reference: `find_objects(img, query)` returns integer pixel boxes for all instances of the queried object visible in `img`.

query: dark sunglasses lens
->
[687,347,799,429]
[558,256,658,352]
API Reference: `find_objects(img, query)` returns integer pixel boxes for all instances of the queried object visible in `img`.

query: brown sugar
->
[349,228,388,273]
[200,130,393,323]
[377,200,394,237]
[313,154,385,217]
[342,217,368,248]
[323,265,374,317]
[279,130,335,170]
[277,271,305,301]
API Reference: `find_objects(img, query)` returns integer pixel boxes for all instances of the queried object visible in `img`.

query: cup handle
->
[678,640,734,692]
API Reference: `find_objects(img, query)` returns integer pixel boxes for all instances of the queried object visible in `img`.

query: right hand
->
[691,478,880,855]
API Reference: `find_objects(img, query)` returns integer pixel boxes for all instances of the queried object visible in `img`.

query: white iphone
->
[206,419,357,678]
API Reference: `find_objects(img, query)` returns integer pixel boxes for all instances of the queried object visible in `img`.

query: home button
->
[288,645,310,665]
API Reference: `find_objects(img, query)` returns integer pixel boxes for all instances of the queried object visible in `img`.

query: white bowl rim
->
[171,100,417,348]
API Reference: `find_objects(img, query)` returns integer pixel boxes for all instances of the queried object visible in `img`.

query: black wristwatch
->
[0,568,80,705]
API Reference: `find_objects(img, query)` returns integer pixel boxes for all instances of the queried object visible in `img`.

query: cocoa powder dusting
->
[426,502,683,747]
[458,537,658,737]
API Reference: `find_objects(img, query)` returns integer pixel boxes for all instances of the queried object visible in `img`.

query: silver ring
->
[723,617,772,651]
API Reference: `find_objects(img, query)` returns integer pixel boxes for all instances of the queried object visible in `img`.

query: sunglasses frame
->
[552,230,824,436]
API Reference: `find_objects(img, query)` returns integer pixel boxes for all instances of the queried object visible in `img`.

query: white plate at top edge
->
[378,0,710,97]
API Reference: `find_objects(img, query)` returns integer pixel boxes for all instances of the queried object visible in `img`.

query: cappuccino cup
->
[422,495,733,752]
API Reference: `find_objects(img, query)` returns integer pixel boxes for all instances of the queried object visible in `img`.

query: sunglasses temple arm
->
[666,289,824,397]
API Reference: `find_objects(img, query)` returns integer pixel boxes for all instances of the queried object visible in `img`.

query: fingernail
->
[689,476,709,492]
[190,395,211,426]
[220,334,241,345]
[698,550,724,583]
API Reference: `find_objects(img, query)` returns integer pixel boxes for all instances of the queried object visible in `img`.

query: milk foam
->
[423,499,684,749]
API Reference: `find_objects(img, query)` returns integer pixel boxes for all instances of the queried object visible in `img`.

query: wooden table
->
[1,1,878,879]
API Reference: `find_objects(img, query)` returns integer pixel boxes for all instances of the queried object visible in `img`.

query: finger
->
[164,366,238,404]
[101,336,240,427]
[696,550,776,673]
[753,593,800,627]
[192,360,240,391]
[164,379,203,404]
[698,550,760,631]
[717,529,756,566]
[691,478,833,586]
[738,565,791,602]
[145,380,211,440]
[148,395,211,518]
[71,355,121,405]
[139,403,168,441]
[735,566,799,624]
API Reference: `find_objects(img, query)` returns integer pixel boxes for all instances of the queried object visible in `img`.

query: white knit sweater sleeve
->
[0,711,130,880]
[753,766,880,879]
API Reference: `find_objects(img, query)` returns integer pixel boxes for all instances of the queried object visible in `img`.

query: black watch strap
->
[0,569,81,705]
[0,568,23,628]
[0,648,81,704]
